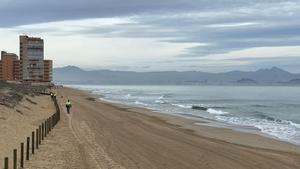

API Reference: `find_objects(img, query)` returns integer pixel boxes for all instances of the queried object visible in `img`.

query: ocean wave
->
[191,105,207,111]
[159,94,172,99]
[210,106,227,109]
[155,95,168,104]
[124,94,131,99]
[216,116,300,142]
[250,111,276,121]
[206,108,229,115]
[251,104,269,108]
[134,101,148,106]
[171,103,192,109]
[172,104,229,116]
[289,121,300,128]
[155,100,167,104]
[158,95,165,100]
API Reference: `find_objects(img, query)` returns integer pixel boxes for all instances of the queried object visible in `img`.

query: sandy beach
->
[3,86,298,169]
[27,87,300,169]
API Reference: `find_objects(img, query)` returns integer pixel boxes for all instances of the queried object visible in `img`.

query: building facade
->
[0,51,21,81]
[0,35,53,83]
[20,35,44,82]
[43,60,53,82]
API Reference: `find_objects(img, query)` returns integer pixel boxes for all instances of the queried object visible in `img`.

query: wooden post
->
[26,137,30,160]
[32,131,35,154]
[36,128,39,149]
[49,118,51,132]
[46,119,49,134]
[4,157,8,169]
[44,121,47,137]
[42,123,44,140]
[21,142,24,168]
[13,149,17,169]
[39,125,42,145]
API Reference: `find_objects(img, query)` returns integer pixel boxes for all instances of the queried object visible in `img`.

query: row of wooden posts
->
[3,95,61,169]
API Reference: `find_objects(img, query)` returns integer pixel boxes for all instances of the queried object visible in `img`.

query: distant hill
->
[53,66,300,85]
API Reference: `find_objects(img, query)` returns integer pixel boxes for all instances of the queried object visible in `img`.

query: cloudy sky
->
[0,0,300,72]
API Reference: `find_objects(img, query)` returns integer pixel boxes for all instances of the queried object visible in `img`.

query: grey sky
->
[0,0,300,72]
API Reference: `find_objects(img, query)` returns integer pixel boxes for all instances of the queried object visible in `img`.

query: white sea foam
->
[155,100,166,104]
[171,104,192,109]
[134,101,148,106]
[124,94,131,99]
[155,95,167,104]
[215,116,300,142]
[158,95,165,100]
[289,121,300,128]
[206,108,229,115]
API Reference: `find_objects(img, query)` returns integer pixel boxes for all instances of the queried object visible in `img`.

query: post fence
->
[1,93,61,168]
[13,149,17,169]
[31,131,35,154]
[26,137,30,161]
[21,143,24,168]
[4,157,8,169]
[36,128,39,149]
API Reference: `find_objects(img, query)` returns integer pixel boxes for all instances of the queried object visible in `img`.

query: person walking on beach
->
[65,99,72,114]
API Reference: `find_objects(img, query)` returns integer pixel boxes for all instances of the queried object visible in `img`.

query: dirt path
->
[25,103,88,169]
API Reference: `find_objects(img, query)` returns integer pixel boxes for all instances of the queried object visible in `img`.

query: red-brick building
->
[0,51,21,81]
[43,60,53,82]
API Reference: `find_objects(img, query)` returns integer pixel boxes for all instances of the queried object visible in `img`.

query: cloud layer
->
[0,0,300,72]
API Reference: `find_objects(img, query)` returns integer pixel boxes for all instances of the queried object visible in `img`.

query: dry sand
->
[0,95,55,167]
[18,87,300,168]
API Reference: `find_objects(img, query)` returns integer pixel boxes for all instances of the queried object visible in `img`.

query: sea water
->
[69,85,300,144]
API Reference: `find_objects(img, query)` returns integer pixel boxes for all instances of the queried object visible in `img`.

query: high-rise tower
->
[19,35,44,81]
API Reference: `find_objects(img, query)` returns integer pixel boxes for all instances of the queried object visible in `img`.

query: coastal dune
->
[48,87,300,169]
[0,95,54,166]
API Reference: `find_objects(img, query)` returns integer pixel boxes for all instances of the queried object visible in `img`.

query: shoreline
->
[51,87,300,168]
[78,87,300,150]
[101,98,300,153]
[73,87,300,153]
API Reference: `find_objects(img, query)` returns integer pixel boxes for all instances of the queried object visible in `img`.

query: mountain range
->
[53,66,300,85]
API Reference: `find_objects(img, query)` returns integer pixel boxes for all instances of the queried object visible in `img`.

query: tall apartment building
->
[0,35,53,82]
[20,35,44,82]
[0,51,21,81]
